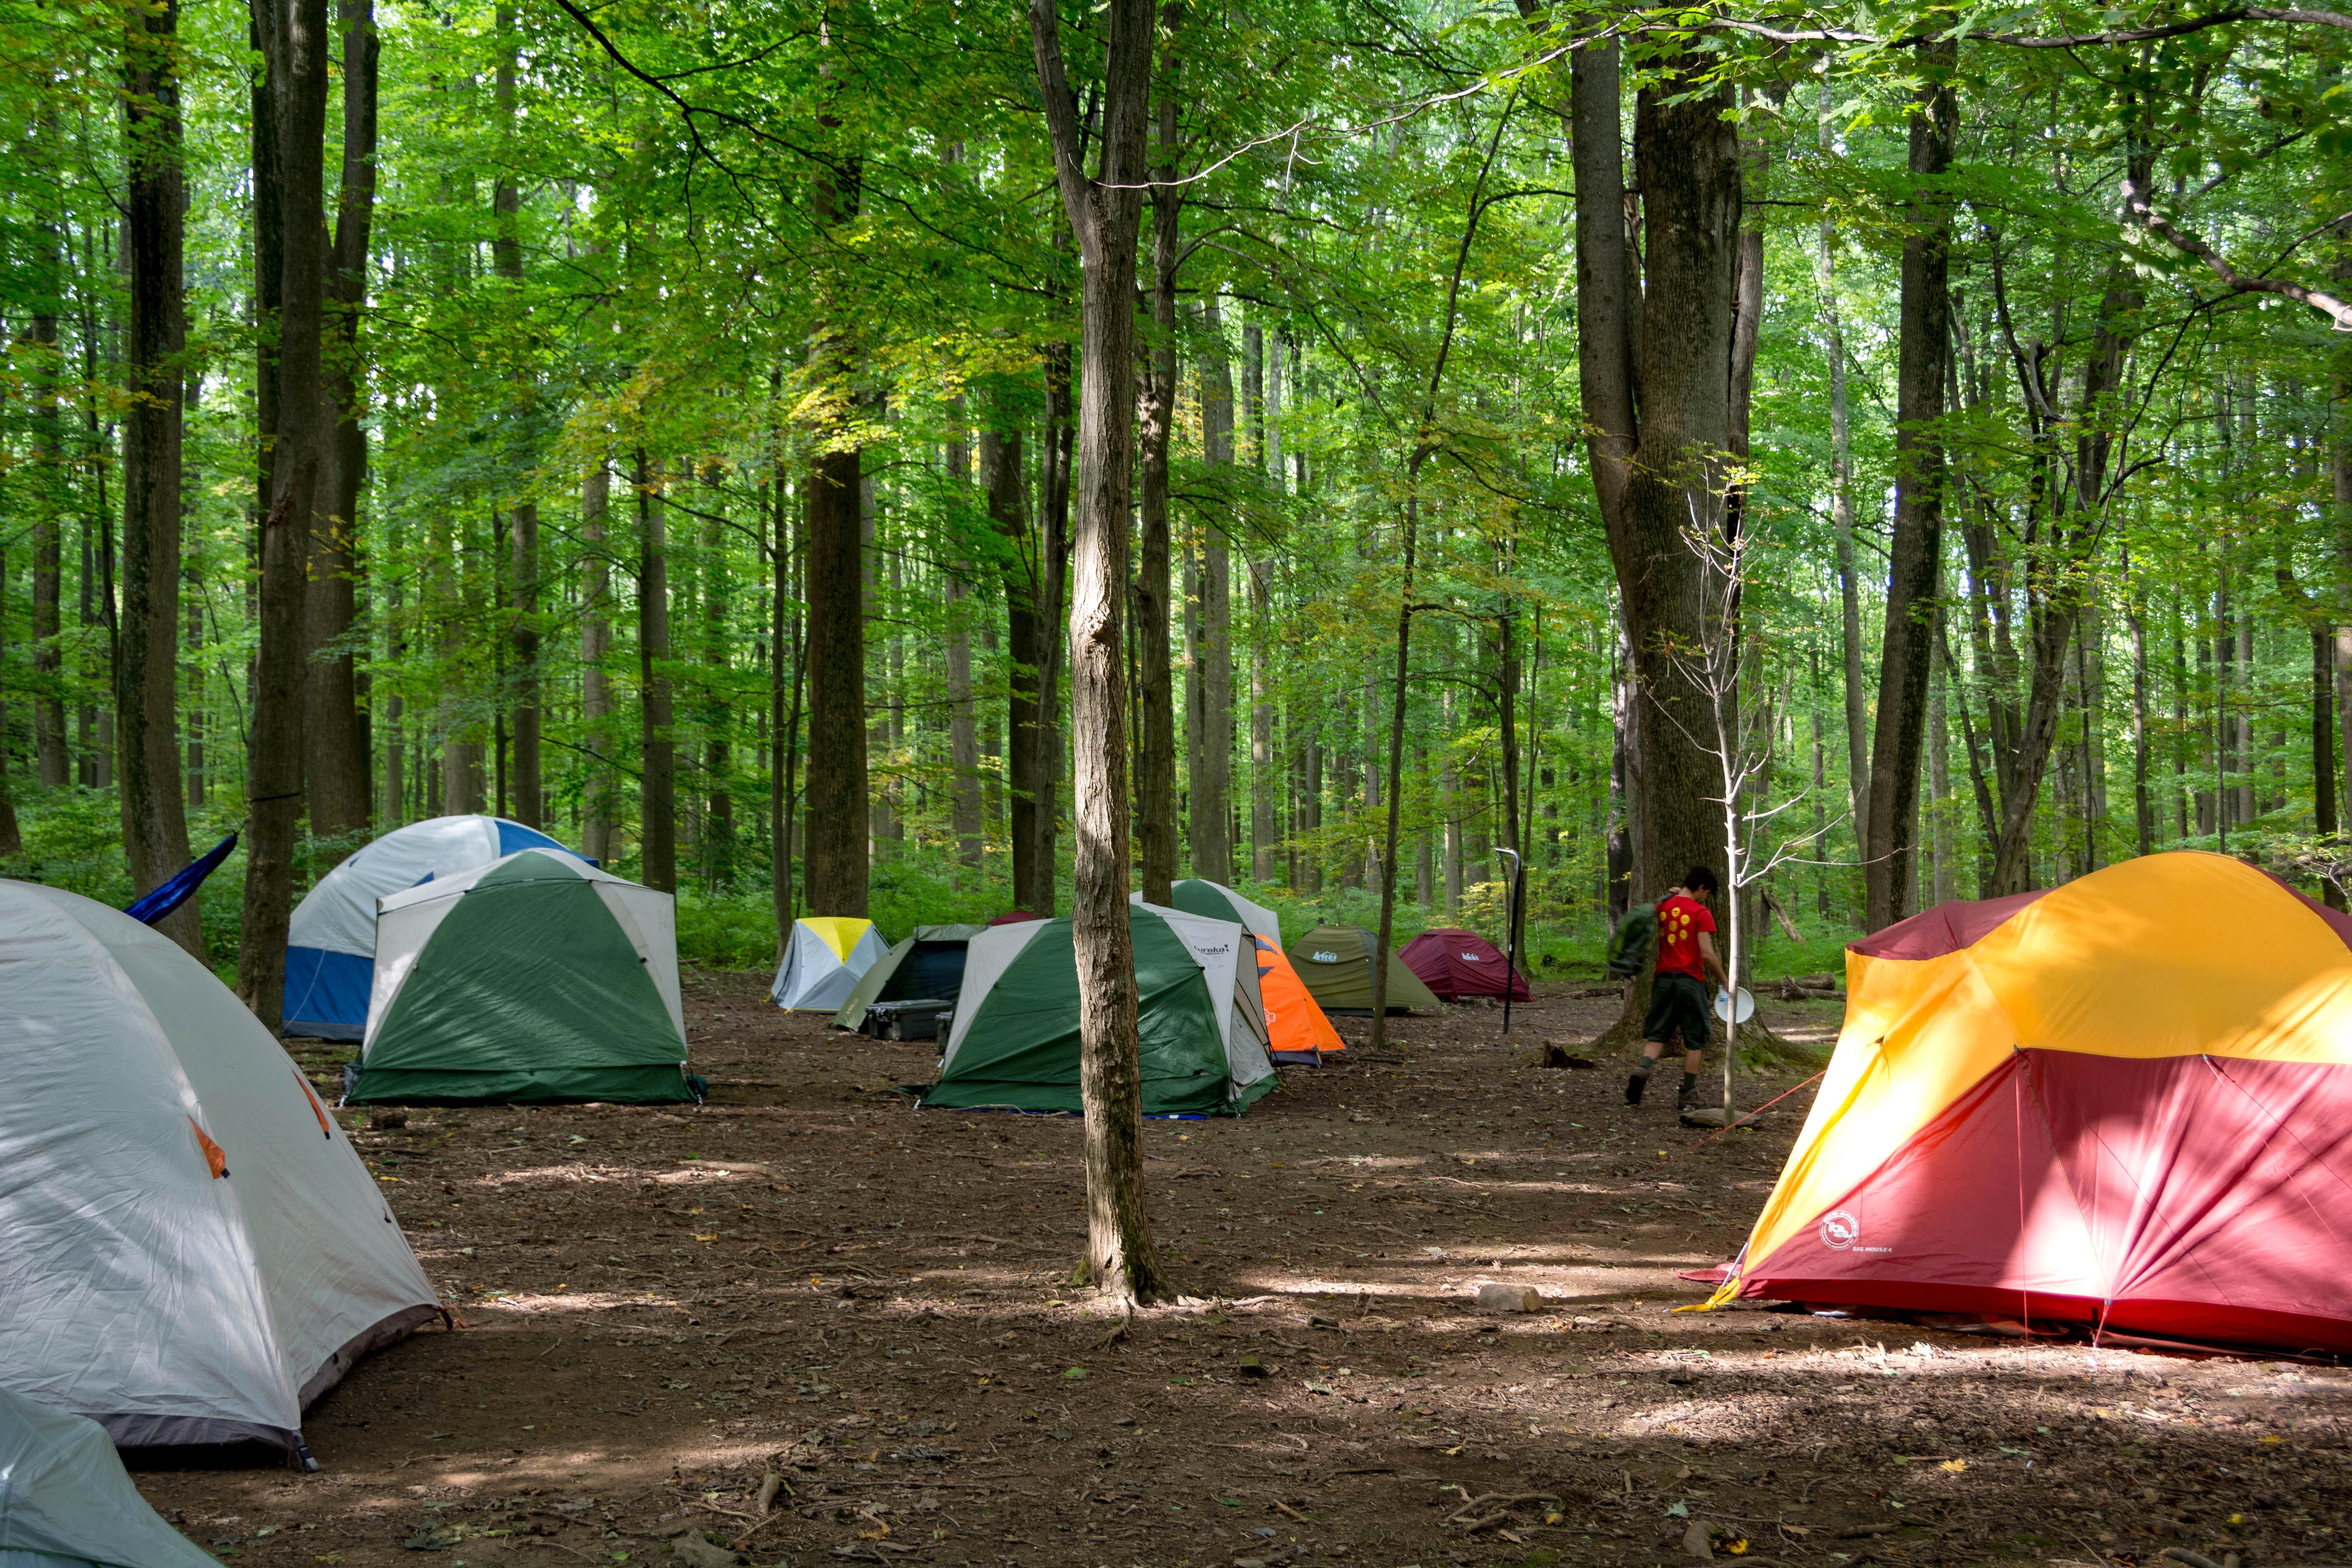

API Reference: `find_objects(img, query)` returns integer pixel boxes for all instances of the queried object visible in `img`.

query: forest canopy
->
[1,0,2348,1000]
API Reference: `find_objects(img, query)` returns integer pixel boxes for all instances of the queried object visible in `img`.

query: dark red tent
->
[1400,927,1530,1002]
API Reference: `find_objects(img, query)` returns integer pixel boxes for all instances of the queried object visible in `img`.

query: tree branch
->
[2121,175,2352,330]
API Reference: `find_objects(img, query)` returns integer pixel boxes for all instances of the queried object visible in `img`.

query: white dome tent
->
[0,883,441,1465]
[283,814,583,1039]
[0,1385,217,1568]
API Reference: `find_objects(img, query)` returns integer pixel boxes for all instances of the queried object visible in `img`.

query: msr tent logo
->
[1820,1210,1860,1251]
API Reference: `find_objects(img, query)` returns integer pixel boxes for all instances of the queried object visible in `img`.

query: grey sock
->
[1632,1056,1657,1078]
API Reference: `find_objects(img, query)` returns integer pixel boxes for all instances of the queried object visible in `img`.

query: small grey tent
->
[0,1387,218,1568]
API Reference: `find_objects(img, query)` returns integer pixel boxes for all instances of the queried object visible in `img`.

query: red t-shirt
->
[1656,894,1716,980]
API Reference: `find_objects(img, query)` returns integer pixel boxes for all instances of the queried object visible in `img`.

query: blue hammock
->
[125,833,237,926]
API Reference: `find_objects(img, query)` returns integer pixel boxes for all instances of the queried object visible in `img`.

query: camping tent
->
[772,917,891,1011]
[1700,851,2352,1354]
[0,882,439,1460]
[1401,927,1531,1002]
[924,906,1278,1114]
[1132,882,1343,1063]
[1287,924,1441,1015]
[349,849,693,1105]
[0,1385,220,1568]
[833,924,987,1033]
[284,814,582,1040]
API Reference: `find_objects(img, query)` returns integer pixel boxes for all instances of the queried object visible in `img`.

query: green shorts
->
[1643,971,1714,1052]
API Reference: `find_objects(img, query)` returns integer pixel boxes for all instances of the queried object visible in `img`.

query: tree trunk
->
[1030,0,1171,1306]
[1249,555,1276,880]
[1192,296,1236,884]
[303,0,376,854]
[1135,61,1180,904]
[1031,347,1074,912]
[988,423,1046,911]
[946,415,984,869]
[635,454,676,892]
[581,458,615,861]
[120,0,199,956]
[239,0,332,1027]
[1862,43,1957,933]
[700,476,733,886]
[1817,74,1870,844]
[31,205,67,789]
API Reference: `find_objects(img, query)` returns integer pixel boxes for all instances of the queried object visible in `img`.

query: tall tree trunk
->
[581,458,615,861]
[1030,0,1171,1306]
[1191,297,1236,883]
[946,414,984,868]
[1817,74,1870,844]
[637,452,676,892]
[31,198,68,788]
[1862,43,1957,932]
[800,132,867,915]
[1135,52,1180,904]
[239,0,332,1026]
[1032,347,1074,911]
[307,0,376,853]
[700,474,733,886]
[492,4,538,829]
[120,0,198,956]
[1249,556,1276,879]
[988,423,1044,910]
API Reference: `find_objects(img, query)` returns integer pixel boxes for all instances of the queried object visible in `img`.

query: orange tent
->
[1700,852,2352,1354]
[1250,933,1346,1064]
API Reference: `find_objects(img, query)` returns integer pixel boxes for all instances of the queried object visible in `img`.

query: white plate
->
[1713,986,1756,1024]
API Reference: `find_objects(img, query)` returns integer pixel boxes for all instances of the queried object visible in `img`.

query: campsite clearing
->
[136,973,2352,1567]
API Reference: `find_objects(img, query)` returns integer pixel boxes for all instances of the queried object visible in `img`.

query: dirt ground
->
[139,971,2352,1568]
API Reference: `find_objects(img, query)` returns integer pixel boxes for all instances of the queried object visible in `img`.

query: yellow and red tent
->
[1706,852,2352,1355]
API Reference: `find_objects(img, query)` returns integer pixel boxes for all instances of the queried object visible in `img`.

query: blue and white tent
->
[283,815,581,1039]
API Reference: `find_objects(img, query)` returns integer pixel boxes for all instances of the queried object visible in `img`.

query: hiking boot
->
[1625,1071,1647,1106]
[1677,1073,1700,1112]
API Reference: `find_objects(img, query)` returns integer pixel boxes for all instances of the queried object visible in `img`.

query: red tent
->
[1400,927,1530,1002]
[986,909,1043,927]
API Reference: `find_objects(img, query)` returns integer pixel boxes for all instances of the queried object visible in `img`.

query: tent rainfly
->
[833,925,987,1033]
[348,849,693,1106]
[284,814,582,1040]
[1286,923,1441,1015]
[1699,852,2352,1355]
[1136,881,1344,1064]
[0,882,440,1462]
[924,907,1278,1115]
[772,918,891,1011]
[0,1385,221,1568]
[1401,927,1531,1002]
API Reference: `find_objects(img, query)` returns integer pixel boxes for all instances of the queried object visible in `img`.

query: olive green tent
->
[1286,923,1441,1015]
[348,849,695,1105]
[922,907,1277,1115]
[833,924,986,1032]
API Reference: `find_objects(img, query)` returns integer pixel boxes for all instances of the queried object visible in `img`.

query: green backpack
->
[1605,902,1658,978]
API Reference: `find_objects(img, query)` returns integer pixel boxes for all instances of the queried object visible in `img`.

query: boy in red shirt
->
[1626,865,1728,1110]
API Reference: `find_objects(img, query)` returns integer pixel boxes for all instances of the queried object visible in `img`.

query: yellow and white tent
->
[771,916,891,1011]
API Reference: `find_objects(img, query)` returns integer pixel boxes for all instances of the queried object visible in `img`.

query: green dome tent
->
[833,924,987,1034]
[922,907,1277,1115]
[347,849,695,1105]
[1286,923,1442,1015]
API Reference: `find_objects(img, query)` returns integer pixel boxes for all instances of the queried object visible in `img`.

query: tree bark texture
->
[987,423,1047,910]
[1863,44,1957,933]
[1136,64,1180,904]
[120,0,200,957]
[945,416,984,868]
[637,454,676,893]
[239,0,332,1027]
[305,0,377,852]
[1031,0,1171,1306]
